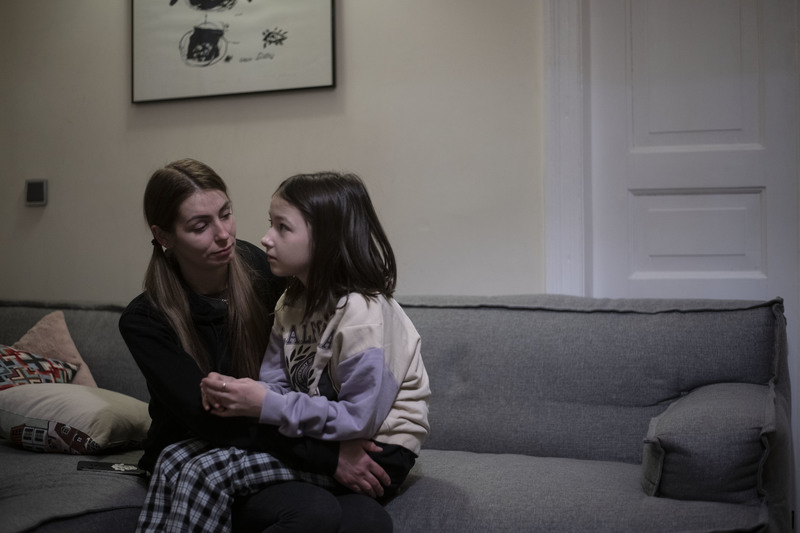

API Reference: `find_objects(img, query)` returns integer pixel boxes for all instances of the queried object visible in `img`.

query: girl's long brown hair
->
[275,172,396,320]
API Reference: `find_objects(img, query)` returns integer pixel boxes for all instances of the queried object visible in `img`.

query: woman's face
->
[261,195,312,285]
[155,189,236,291]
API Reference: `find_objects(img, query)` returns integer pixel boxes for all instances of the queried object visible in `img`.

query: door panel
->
[631,0,760,148]
[628,187,766,299]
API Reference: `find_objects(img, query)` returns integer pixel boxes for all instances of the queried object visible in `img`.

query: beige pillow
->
[13,311,98,387]
[0,383,150,454]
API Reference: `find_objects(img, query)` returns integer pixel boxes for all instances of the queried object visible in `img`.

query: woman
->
[119,159,389,532]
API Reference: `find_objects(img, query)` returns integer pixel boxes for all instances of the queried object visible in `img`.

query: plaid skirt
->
[136,439,336,533]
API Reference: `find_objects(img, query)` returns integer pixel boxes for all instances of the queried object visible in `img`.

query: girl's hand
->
[201,372,266,418]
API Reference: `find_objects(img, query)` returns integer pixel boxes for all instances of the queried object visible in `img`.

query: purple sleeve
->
[259,329,292,394]
[259,347,399,441]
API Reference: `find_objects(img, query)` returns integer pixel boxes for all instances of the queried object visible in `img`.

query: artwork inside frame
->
[132,0,335,103]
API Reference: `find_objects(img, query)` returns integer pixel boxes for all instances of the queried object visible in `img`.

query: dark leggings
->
[232,481,393,533]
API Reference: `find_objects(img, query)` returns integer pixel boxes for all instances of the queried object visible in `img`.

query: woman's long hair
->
[276,172,396,319]
[143,158,269,378]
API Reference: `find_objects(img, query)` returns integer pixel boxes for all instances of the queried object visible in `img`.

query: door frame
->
[543,0,590,297]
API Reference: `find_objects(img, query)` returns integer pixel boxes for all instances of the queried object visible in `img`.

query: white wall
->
[0,1,545,305]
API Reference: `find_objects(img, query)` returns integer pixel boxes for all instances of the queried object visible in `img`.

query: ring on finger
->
[222,382,227,391]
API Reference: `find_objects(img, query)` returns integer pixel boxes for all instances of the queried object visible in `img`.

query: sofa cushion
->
[0,383,150,454]
[0,444,147,533]
[384,449,768,532]
[641,382,774,504]
[0,346,79,390]
[12,310,98,387]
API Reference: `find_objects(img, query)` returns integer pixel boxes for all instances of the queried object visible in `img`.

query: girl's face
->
[262,195,312,285]
[153,189,236,291]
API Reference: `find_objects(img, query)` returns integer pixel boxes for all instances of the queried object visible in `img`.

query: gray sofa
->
[0,295,794,532]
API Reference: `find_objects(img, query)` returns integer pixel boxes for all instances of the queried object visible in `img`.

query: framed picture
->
[132,0,335,103]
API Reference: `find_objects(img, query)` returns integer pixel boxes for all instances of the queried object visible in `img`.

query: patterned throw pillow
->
[0,346,79,390]
[12,310,98,387]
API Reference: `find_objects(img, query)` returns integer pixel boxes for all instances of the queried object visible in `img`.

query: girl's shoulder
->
[338,292,385,308]
[335,293,394,320]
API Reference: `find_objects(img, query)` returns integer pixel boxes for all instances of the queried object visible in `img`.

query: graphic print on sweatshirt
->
[287,343,316,393]
[284,319,335,396]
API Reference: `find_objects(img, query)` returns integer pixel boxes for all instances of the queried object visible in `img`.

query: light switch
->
[25,180,48,206]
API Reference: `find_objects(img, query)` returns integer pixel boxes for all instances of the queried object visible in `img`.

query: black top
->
[119,240,339,473]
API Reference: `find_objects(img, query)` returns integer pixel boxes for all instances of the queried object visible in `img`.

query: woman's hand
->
[200,371,266,418]
[334,440,391,498]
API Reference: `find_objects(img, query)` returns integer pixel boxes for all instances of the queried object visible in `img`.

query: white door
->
[590,0,798,304]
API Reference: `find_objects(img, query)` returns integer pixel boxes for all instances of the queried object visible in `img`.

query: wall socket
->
[25,180,48,206]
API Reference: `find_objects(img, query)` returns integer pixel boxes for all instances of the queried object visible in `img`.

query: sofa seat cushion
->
[641,382,774,504]
[385,449,767,533]
[0,443,147,533]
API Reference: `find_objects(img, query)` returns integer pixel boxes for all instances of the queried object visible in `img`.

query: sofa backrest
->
[398,295,788,464]
[0,302,149,402]
[1,296,788,466]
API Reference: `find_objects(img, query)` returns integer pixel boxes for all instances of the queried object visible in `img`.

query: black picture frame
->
[132,0,335,103]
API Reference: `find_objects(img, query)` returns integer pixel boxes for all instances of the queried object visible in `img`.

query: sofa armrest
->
[641,382,775,504]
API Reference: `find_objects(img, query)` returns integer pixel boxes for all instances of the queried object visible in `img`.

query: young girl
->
[206,171,430,492]
[146,172,430,532]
